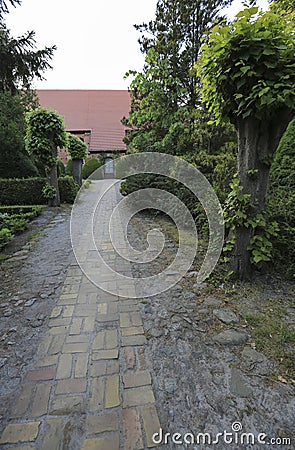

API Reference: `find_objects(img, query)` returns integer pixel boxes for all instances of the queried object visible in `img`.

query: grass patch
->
[244,310,295,380]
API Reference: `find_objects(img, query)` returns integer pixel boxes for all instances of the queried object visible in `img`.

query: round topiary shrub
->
[82,158,101,179]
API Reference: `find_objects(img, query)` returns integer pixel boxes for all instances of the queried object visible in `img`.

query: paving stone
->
[10,384,34,418]
[122,335,146,347]
[75,353,88,378]
[105,329,118,349]
[31,383,51,417]
[122,326,144,337]
[96,313,118,322]
[49,335,65,355]
[123,408,143,450]
[124,347,136,370]
[86,411,119,434]
[76,306,97,317]
[89,377,104,412]
[49,318,72,327]
[37,336,53,355]
[0,422,41,444]
[120,313,132,328]
[49,325,69,335]
[123,386,155,407]
[39,418,63,450]
[25,367,56,382]
[50,306,62,319]
[130,312,143,327]
[141,405,161,448]
[92,332,105,350]
[62,305,75,317]
[81,433,120,450]
[97,303,107,314]
[92,349,118,360]
[123,371,151,388]
[90,360,119,377]
[120,304,139,313]
[83,317,95,332]
[66,334,88,343]
[69,318,83,335]
[55,378,87,394]
[63,342,88,353]
[105,375,120,408]
[56,354,72,379]
[36,355,58,368]
[49,395,85,415]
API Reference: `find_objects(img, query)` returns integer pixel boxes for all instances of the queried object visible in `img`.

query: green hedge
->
[0,177,79,205]
[59,176,79,203]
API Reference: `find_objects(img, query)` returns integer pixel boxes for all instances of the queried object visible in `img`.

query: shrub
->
[58,176,79,203]
[0,228,13,250]
[0,176,78,205]
[0,205,43,215]
[66,133,88,159]
[267,118,295,276]
[66,158,73,176]
[82,158,101,179]
[0,178,47,205]
[0,217,28,234]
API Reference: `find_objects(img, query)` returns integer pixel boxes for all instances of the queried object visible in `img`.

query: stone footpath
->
[0,181,161,449]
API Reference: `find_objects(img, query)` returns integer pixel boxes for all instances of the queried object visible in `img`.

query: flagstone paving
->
[0,180,161,449]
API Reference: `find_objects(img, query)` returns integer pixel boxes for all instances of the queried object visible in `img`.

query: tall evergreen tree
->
[123,0,233,154]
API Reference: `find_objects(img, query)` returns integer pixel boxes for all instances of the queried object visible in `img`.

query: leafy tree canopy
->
[25,107,67,172]
[66,133,88,160]
[197,5,295,125]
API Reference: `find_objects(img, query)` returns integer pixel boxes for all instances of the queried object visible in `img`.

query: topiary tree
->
[82,157,101,179]
[25,107,67,206]
[197,4,295,279]
[66,133,88,186]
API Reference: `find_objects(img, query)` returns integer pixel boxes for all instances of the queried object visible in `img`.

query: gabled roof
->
[36,89,131,151]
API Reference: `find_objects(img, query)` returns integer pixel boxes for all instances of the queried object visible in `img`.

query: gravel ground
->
[0,206,73,424]
[128,212,295,450]
[0,205,294,450]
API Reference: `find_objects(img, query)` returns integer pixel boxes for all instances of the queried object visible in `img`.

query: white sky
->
[5,0,269,90]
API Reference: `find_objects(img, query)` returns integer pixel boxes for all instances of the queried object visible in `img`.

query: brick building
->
[37,90,131,166]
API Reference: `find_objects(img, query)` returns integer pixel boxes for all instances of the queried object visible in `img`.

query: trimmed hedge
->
[0,177,79,205]
[59,176,79,203]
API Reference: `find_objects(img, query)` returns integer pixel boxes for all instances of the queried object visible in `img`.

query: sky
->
[5,0,269,90]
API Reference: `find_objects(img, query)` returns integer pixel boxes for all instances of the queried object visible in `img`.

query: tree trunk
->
[72,159,82,186]
[232,110,293,279]
[47,163,60,207]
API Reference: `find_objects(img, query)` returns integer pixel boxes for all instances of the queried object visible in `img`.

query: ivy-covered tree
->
[25,108,67,206]
[123,0,233,154]
[66,133,88,186]
[197,5,295,279]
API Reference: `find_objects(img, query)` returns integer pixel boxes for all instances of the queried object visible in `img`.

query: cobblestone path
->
[0,180,160,449]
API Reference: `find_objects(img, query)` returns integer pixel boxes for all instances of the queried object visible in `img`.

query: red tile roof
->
[36,90,131,152]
